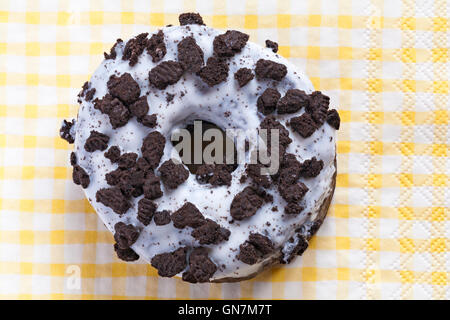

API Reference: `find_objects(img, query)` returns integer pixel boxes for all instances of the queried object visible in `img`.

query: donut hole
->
[171,120,238,174]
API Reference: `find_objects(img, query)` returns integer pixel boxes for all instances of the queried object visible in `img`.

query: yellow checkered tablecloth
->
[0,0,449,300]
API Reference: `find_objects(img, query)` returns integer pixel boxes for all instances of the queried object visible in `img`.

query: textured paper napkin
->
[0,0,448,299]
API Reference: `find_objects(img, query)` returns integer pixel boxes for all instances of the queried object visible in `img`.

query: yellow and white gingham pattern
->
[0,0,449,299]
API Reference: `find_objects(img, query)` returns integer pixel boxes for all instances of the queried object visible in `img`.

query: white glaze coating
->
[73,25,336,280]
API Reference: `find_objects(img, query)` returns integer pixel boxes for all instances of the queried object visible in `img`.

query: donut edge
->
[210,156,337,283]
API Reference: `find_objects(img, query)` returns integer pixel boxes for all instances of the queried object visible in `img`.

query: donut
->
[60,12,341,283]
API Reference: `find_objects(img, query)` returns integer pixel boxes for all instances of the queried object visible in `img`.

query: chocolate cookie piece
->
[107,73,141,105]
[234,68,254,87]
[246,164,271,188]
[257,88,281,115]
[230,187,265,220]
[105,168,123,186]
[290,112,318,138]
[104,146,121,163]
[299,157,324,178]
[141,131,165,169]
[137,197,157,226]
[138,114,158,128]
[147,30,167,63]
[284,202,304,215]
[306,91,329,126]
[177,37,204,73]
[213,30,249,58]
[93,94,131,129]
[60,119,75,144]
[114,222,140,249]
[96,187,130,215]
[191,219,230,245]
[326,109,340,130]
[117,152,137,169]
[171,202,206,229]
[122,33,149,67]
[237,233,275,265]
[260,115,292,152]
[277,89,309,114]
[179,12,205,26]
[283,234,308,263]
[129,96,149,118]
[182,247,217,283]
[114,243,139,262]
[78,81,96,103]
[149,61,184,90]
[153,210,171,226]
[72,165,90,189]
[70,152,77,166]
[84,130,109,152]
[104,38,123,60]
[151,247,188,277]
[197,57,229,86]
[158,159,189,189]
[279,181,308,203]
[143,171,163,200]
[195,164,232,186]
[265,40,278,53]
[276,153,302,185]
[255,59,287,81]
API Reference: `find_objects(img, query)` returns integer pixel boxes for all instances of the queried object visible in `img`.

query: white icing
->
[73,25,336,280]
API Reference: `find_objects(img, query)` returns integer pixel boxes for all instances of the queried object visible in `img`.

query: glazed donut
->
[60,13,340,283]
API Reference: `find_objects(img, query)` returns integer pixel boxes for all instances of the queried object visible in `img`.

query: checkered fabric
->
[0,0,449,300]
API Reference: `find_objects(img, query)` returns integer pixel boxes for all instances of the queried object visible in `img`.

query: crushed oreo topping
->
[171,202,205,229]
[122,33,149,67]
[182,247,217,283]
[137,197,157,226]
[105,146,121,163]
[277,89,309,114]
[195,164,232,186]
[141,131,165,169]
[306,91,329,126]
[246,164,271,188]
[237,233,275,265]
[265,39,278,53]
[114,243,139,262]
[299,157,324,178]
[230,186,267,220]
[107,73,141,105]
[179,12,205,26]
[213,30,249,58]
[284,202,304,215]
[96,187,130,215]
[151,247,187,277]
[279,181,308,203]
[158,159,189,189]
[326,109,340,130]
[93,94,131,129]
[255,59,287,81]
[197,57,229,86]
[290,113,317,138]
[84,130,109,152]
[143,171,163,200]
[118,152,138,169]
[234,68,254,87]
[70,152,77,166]
[153,210,171,226]
[138,114,158,128]
[191,219,230,245]
[177,36,204,73]
[72,165,90,189]
[149,61,184,89]
[257,88,281,115]
[104,38,123,60]
[114,222,139,249]
[129,96,149,118]
[147,30,167,63]
[60,119,75,144]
